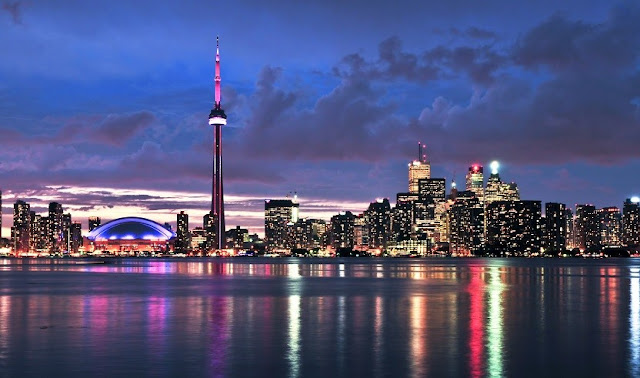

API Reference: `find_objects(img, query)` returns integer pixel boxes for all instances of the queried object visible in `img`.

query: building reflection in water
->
[630,267,640,377]
[287,295,301,378]
[486,266,504,378]
[287,262,302,378]
[468,266,485,378]
[409,295,428,377]
[373,296,384,377]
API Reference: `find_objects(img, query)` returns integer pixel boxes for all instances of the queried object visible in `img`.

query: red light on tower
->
[473,165,479,172]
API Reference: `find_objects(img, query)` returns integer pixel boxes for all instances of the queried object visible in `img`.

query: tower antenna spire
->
[214,35,221,109]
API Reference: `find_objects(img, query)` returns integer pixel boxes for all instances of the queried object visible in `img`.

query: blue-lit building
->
[86,217,175,254]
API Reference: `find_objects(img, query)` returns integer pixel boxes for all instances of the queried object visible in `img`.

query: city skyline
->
[2,1,640,237]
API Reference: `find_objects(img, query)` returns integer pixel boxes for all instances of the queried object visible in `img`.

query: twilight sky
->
[1,0,640,236]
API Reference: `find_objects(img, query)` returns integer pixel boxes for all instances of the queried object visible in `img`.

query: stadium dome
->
[87,217,175,241]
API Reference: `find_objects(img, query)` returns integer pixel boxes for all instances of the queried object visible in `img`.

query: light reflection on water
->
[630,267,640,377]
[0,258,638,377]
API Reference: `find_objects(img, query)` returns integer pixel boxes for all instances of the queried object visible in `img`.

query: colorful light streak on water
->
[630,267,639,377]
[487,266,504,378]
[468,266,485,378]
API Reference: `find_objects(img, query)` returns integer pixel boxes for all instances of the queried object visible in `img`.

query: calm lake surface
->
[0,257,639,377]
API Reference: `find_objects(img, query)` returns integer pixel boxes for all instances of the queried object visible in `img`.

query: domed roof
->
[87,217,175,241]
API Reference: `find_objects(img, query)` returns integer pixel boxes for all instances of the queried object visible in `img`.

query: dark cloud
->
[513,5,640,71]
[1,1,21,24]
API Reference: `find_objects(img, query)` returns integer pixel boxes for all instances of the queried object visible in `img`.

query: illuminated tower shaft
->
[209,37,227,250]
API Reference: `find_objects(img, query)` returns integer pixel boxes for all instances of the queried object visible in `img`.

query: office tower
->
[448,195,484,255]
[88,217,101,232]
[12,200,30,254]
[203,212,218,251]
[484,161,520,204]
[0,190,2,239]
[70,223,82,253]
[392,193,416,242]
[309,219,327,248]
[365,198,391,249]
[62,213,72,252]
[175,211,190,253]
[465,165,484,203]
[48,202,63,251]
[486,200,542,256]
[545,203,567,253]
[623,198,640,248]
[330,211,355,250]
[574,204,599,251]
[597,207,622,247]
[408,142,431,193]
[190,227,207,250]
[565,208,575,249]
[208,37,228,250]
[227,225,248,249]
[264,199,299,251]
[353,214,368,249]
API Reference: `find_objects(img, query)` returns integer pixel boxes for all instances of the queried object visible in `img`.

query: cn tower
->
[208,36,227,250]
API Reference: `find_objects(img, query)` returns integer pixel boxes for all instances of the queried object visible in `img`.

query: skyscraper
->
[208,36,228,250]
[597,207,622,247]
[448,195,484,256]
[88,217,101,232]
[623,198,640,248]
[69,223,82,253]
[175,211,190,253]
[484,161,519,204]
[265,199,299,251]
[574,204,599,251]
[330,211,355,250]
[48,202,63,252]
[465,165,484,203]
[408,142,430,193]
[0,190,2,239]
[545,203,567,253]
[12,200,30,254]
[365,198,391,250]
[486,200,542,256]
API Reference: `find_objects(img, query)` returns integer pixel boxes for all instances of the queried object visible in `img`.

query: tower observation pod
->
[208,36,227,250]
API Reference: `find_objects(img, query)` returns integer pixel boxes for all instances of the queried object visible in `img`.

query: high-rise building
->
[203,212,216,251]
[486,200,542,256]
[208,37,228,250]
[565,208,575,249]
[309,219,327,248]
[574,204,599,251]
[62,213,72,252]
[365,199,391,250]
[12,200,30,254]
[330,211,355,250]
[598,207,622,247]
[265,199,299,251]
[0,190,2,239]
[623,198,640,248]
[408,142,430,193]
[484,161,519,204]
[545,203,567,253]
[465,165,484,203]
[392,193,415,243]
[190,227,207,250]
[448,194,484,255]
[88,217,101,232]
[69,223,82,253]
[48,202,63,252]
[175,211,190,253]
[353,214,368,249]
[227,225,248,249]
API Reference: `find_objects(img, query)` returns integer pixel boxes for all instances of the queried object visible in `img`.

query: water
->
[0,257,638,377]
